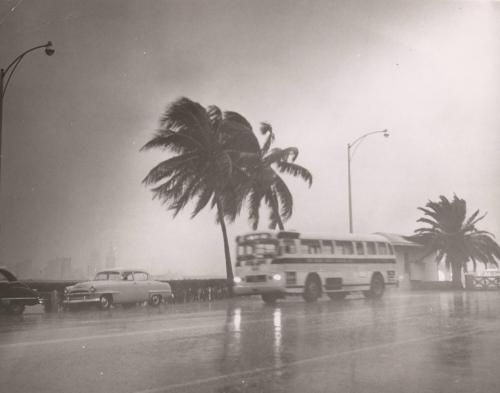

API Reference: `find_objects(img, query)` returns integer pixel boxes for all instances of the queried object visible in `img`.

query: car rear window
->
[134,272,148,281]
[95,272,122,280]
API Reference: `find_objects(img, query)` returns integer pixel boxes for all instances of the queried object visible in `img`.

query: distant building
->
[14,259,33,279]
[44,257,72,279]
[105,244,117,269]
[87,249,102,278]
[377,233,442,288]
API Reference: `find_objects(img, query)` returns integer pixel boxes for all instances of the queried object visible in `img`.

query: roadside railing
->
[465,274,500,290]
[164,279,229,303]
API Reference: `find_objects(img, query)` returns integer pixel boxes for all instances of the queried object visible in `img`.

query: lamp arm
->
[348,129,387,159]
[2,44,50,76]
[1,42,53,98]
[349,129,387,149]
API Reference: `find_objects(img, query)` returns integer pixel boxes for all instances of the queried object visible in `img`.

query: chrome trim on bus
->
[271,258,396,264]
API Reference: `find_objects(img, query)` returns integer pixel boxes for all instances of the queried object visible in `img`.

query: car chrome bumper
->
[63,296,100,304]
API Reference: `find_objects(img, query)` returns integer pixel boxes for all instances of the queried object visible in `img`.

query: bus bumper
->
[233,282,286,296]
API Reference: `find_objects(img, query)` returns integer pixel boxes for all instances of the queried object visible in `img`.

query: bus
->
[233,230,398,303]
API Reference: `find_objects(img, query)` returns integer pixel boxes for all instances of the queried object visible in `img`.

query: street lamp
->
[0,41,55,189]
[347,129,389,233]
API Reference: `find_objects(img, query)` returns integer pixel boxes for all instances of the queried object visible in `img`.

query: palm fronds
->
[408,194,500,288]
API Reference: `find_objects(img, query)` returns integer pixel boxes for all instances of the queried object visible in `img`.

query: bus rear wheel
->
[303,276,322,303]
[364,274,385,299]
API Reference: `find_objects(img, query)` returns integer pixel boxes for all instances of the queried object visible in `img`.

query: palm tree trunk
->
[451,261,463,290]
[216,198,234,297]
[270,192,284,230]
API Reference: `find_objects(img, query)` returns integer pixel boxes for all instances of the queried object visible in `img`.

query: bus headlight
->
[234,276,242,284]
[272,274,282,281]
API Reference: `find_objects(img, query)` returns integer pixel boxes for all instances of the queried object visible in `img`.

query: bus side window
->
[310,243,321,254]
[388,244,394,255]
[282,240,297,254]
[355,242,364,255]
[300,240,320,254]
[322,240,334,254]
[337,241,354,255]
[377,242,388,255]
[366,242,376,255]
[300,241,308,254]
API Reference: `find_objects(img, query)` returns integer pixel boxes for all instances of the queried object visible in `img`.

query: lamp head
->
[45,41,55,56]
[383,129,390,138]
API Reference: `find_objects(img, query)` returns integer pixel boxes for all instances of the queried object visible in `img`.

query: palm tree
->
[228,122,312,230]
[407,195,500,289]
[141,97,259,289]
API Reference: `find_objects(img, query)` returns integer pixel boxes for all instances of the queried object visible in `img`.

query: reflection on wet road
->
[1,291,500,393]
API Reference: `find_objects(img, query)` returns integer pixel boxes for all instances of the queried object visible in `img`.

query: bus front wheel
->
[303,276,322,303]
[364,274,385,299]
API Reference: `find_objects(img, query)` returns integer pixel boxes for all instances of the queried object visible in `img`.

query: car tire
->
[99,295,112,310]
[303,275,322,303]
[364,274,385,299]
[7,303,25,315]
[149,294,162,307]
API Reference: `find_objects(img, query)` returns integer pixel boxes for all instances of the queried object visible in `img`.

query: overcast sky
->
[1,0,499,277]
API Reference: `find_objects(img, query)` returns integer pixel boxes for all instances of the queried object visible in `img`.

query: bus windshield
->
[237,242,277,256]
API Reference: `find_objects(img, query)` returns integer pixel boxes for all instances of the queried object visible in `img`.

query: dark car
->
[0,267,41,315]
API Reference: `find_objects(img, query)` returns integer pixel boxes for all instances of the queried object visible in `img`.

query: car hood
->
[66,281,108,291]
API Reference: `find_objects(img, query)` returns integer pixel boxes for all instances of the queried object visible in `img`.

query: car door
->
[132,271,150,302]
[115,271,139,303]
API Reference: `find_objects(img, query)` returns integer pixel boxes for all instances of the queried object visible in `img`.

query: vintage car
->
[63,268,172,309]
[0,267,42,315]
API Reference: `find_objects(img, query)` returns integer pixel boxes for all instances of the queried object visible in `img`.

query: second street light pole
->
[347,129,389,233]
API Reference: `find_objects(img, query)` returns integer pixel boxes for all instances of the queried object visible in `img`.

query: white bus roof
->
[237,231,392,243]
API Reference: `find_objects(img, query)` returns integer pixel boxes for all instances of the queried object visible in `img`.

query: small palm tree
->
[229,122,312,230]
[407,195,500,289]
[141,97,259,288]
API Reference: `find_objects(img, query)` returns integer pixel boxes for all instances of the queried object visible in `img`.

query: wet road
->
[1,291,500,393]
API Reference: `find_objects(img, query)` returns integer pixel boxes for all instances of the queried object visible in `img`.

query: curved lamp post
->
[0,41,55,189]
[347,129,389,233]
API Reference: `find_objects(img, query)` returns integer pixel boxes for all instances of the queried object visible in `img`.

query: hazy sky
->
[1,0,499,277]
